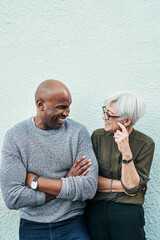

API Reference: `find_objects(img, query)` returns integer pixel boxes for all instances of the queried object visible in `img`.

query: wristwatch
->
[122,158,133,164]
[30,176,40,190]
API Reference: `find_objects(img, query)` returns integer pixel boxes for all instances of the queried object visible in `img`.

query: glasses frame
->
[102,106,121,120]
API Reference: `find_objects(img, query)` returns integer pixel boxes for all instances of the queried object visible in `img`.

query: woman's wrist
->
[122,151,132,160]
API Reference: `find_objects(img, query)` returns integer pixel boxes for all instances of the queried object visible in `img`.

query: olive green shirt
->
[91,128,155,205]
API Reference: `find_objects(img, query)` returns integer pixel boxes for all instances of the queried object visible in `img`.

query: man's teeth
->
[58,118,65,122]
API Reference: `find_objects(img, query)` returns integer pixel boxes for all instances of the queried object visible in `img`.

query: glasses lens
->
[102,107,109,120]
[102,106,120,120]
[105,112,110,120]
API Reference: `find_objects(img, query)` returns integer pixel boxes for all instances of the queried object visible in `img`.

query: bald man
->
[1,80,98,240]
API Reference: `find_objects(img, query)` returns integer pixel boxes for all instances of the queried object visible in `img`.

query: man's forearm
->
[37,178,62,196]
[26,157,93,197]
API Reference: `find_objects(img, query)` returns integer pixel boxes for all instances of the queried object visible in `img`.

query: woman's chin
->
[104,125,111,132]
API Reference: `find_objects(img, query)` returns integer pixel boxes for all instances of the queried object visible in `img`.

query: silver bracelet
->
[110,179,113,192]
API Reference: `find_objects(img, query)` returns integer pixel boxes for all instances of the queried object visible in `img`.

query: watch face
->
[122,160,128,164]
[122,158,133,164]
[31,181,37,190]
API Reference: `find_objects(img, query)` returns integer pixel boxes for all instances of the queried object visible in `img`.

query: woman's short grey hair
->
[105,92,146,126]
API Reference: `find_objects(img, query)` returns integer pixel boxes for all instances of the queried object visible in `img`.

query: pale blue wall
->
[0,1,160,239]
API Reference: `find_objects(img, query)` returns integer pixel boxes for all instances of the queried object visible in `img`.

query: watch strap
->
[33,176,40,182]
[122,158,133,164]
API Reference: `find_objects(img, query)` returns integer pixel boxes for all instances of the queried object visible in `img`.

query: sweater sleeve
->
[57,126,98,201]
[0,131,46,210]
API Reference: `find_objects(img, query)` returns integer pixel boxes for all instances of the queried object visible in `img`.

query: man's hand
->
[66,156,92,177]
[46,193,56,201]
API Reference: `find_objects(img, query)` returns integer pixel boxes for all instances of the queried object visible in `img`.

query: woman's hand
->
[114,122,132,158]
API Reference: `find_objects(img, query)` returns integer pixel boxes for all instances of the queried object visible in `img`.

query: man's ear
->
[124,118,133,127]
[37,98,45,111]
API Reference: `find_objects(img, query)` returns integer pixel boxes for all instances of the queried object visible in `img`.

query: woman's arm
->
[98,175,135,196]
[98,175,124,192]
[114,123,140,190]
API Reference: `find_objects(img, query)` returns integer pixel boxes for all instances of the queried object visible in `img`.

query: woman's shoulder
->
[92,128,105,136]
[133,129,155,146]
[92,128,112,138]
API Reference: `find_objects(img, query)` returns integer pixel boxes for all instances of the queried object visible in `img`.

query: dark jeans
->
[85,200,146,240]
[19,215,91,240]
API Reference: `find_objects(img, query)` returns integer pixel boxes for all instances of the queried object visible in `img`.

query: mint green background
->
[0,1,160,239]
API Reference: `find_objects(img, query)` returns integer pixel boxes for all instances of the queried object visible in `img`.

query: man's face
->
[40,90,72,130]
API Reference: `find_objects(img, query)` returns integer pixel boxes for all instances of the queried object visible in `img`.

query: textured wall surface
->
[0,1,160,239]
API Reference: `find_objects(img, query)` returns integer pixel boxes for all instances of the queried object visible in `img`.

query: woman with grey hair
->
[86,92,155,240]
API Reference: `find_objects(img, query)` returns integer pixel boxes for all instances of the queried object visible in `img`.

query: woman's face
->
[103,101,122,133]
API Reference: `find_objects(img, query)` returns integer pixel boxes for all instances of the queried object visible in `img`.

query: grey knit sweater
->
[1,117,98,223]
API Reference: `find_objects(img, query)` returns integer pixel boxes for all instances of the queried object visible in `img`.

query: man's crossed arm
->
[26,156,92,201]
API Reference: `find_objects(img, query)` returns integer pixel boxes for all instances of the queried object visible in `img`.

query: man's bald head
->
[34,79,72,130]
[35,79,71,104]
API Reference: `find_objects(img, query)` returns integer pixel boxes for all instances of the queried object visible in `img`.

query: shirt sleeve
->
[0,131,46,210]
[121,140,155,195]
[56,126,98,201]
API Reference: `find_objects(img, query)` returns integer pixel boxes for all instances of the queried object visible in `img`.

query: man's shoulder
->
[5,118,32,137]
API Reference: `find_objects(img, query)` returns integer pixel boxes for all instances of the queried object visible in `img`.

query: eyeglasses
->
[102,106,121,120]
